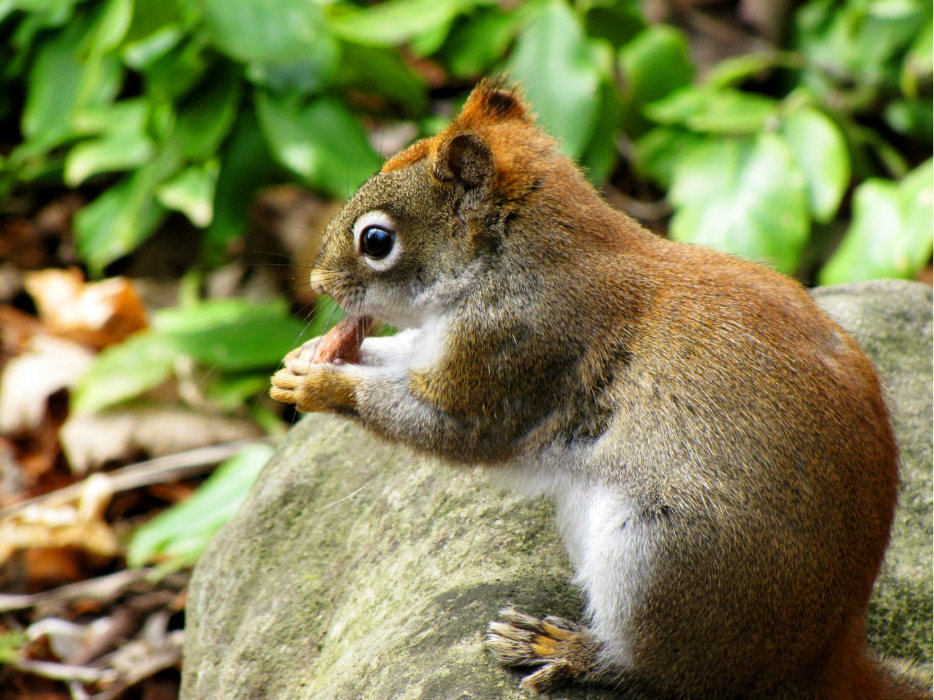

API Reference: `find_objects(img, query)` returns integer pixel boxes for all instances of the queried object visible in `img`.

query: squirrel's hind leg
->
[486,608,618,695]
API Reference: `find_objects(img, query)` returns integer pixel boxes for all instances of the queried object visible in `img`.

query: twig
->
[90,631,184,700]
[10,658,117,684]
[685,8,773,54]
[602,184,672,221]
[0,568,152,613]
[0,438,278,520]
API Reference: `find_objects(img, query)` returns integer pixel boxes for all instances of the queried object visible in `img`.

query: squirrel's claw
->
[486,608,601,696]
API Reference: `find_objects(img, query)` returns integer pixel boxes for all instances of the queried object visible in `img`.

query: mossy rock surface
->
[182,280,932,700]
[811,280,932,664]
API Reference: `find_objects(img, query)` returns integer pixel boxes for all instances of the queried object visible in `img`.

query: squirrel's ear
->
[434,132,493,190]
[460,79,530,125]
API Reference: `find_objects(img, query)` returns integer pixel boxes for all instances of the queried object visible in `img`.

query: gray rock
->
[182,280,933,700]
[811,280,933,663]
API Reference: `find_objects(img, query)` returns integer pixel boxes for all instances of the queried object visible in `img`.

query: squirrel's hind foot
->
[486,608,601,695]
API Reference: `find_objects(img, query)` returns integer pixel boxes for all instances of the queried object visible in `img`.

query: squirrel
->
[270,80,929,699]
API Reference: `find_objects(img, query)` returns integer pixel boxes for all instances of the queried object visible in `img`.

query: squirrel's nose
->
[309,267,331,296]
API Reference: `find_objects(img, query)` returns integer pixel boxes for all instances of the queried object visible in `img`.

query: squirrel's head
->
[311,79,561,328]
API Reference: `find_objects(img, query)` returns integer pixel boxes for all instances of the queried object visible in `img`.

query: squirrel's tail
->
[873,655,932,700]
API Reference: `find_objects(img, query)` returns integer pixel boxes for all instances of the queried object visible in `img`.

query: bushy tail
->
[875,656,933,700]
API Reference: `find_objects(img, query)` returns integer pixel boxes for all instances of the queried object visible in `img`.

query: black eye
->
[360,225,394,260]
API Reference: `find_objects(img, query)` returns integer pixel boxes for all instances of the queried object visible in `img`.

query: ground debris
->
[2,570,188,700]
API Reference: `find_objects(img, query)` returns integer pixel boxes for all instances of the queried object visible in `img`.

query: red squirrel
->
[271,81,928,699]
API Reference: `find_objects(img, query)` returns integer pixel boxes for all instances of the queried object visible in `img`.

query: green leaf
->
[65,124,151,184]
[408,15,455,57]
[142,36,210,104]
[86,0,133,55]
[704,51,798,89]
[780,107,850,223]
[838,118,911,182]
[505,0,603,158]
[579,80,622,185]
[619,24,694,135]
[192,0,337,93]
[633,127,707,189]
[152,298,314,371]
[122,26,183,70]
[647,88,779,134]
[16,3,125,162]
[206,374,272,411]
[171,67,244,159]
[3,0,74,25]
[74,149,181,274]
[120,0,181,47]
[74,0,131,110]
[72,331,179,415]
[583,4,645,50]
[64,99,154,186]
[156,160,219,227]
[330,0,478,47]
[7,3,74,72]
[21,15,94,150]
[901,16,932,95]
[820,160,933,284]
[127,443,273,568]
[73,295,330,414]
[884,98,934,141]
[669,134,810,274]
[438,7,519,79]
[255,91,381,198]
[203,107,282,264]
[797,0,925,98]
[335,41,428,113]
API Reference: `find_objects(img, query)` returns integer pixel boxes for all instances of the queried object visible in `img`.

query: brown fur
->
[271,82,926,700]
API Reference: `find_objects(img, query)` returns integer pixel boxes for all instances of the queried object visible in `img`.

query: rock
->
[811,280,932,663]
[182,280,933,700]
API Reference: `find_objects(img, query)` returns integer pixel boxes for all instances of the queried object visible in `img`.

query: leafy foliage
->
[2,0,929,282]
[72,294,346,414]
[126,442,274,571]
[821,159,934,284]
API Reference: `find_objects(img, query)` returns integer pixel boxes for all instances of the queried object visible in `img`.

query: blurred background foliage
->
[0,2,931,692]
[1,0,931,280]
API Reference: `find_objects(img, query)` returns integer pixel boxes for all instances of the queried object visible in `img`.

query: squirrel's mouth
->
[309,267,368,317]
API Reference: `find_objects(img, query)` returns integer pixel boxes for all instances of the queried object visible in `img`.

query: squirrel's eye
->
[353,210,400,271]
[360,225,394,260]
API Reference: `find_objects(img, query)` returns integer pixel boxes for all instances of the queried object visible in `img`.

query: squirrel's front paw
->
[486,608,601,695]
[270,351,358,413]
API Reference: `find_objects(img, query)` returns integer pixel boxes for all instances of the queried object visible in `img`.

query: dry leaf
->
[0,335,95,434]
[23,548,84,588]
[8,408,65,483]
[26,616,115,664]
[0,217,45,268]
[0,475,119,566]
[60,407,263,474]
[1,437,28,504]
[25,268,148,351]
[0,305,44,363]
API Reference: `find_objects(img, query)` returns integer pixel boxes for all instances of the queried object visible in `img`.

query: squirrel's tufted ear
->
[459,79,530,126]
[434,132,494,189]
